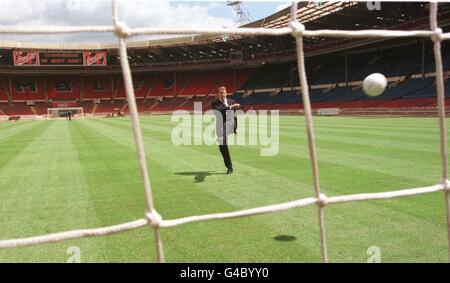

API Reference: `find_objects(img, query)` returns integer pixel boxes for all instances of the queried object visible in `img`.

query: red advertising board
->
[52,101,78,108]
[13,51,107,66]
[83,51,107,66]
[13,51,39,66]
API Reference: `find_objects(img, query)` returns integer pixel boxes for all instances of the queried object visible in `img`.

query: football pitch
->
[0,115,449,262]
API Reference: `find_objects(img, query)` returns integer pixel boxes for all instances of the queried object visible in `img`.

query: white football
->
[362,73,387,96]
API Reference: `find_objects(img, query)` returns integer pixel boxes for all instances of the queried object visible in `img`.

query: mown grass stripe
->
[0,116,448,262]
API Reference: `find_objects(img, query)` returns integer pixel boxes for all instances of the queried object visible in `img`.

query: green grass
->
[0,115,449,262]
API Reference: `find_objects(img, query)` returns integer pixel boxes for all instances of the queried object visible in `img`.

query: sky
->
[0,0,292,43]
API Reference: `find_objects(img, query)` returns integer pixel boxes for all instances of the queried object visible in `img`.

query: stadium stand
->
[0,2,449,116]
[83,76,113,100]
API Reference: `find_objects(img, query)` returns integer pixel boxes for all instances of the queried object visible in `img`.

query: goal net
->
[0,1,449,263]
[47,107,84,119]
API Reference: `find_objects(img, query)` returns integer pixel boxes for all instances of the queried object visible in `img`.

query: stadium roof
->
[0,2,448,49]
[245,1,359,28]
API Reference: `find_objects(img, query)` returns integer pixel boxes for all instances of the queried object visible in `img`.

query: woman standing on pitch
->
[211,86,240,174]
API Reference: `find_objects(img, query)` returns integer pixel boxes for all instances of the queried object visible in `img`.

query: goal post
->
[47,107,84,119]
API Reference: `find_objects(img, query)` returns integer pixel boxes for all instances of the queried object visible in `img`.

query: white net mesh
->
[0,1,449,263]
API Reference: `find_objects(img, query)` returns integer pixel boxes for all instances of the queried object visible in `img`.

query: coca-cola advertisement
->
[13,51,39,66]
[83,51,107,66]
[13,50,107,66]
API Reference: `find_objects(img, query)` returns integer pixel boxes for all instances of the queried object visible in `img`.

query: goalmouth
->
[47,107,84,119]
